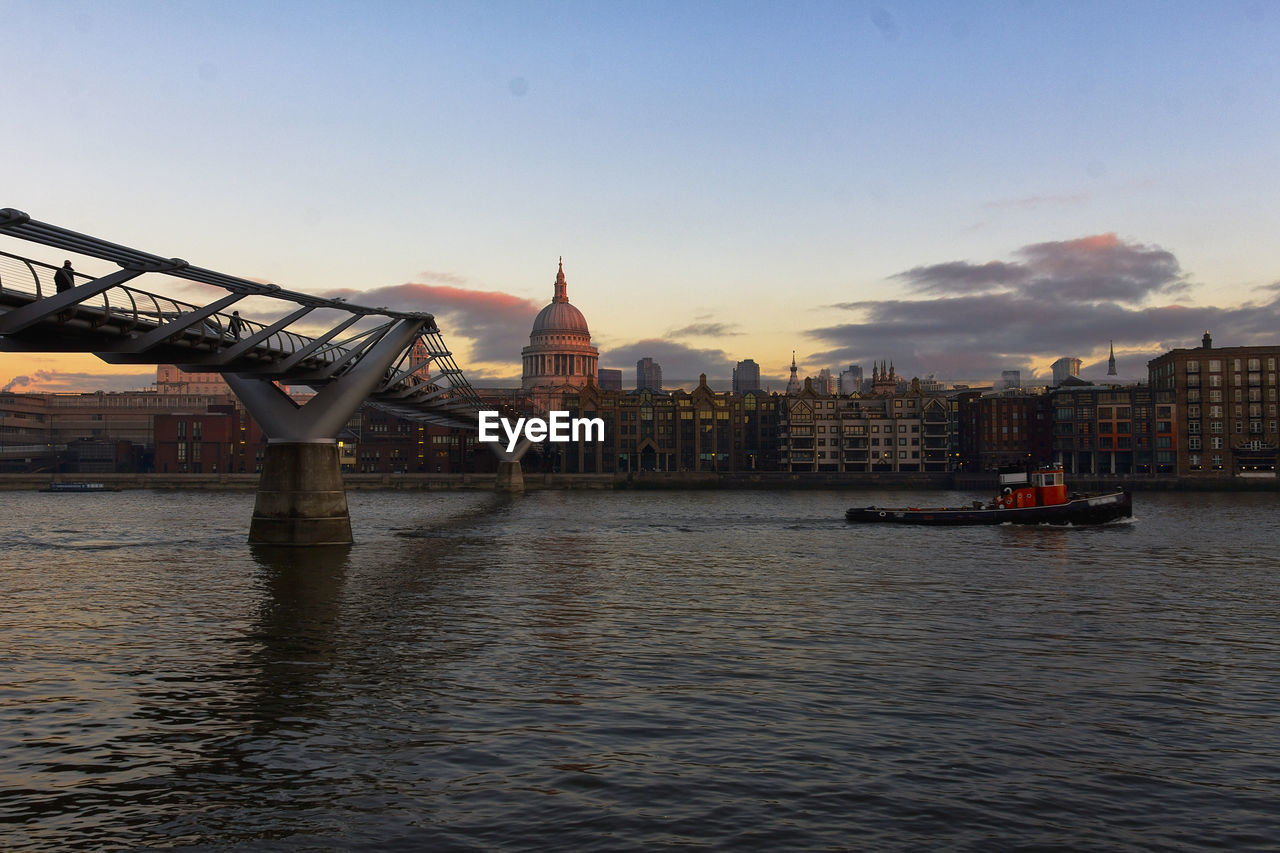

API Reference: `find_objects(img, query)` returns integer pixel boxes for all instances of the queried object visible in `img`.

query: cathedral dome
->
[530,259,590,335]
[531,300,590,335]
[521,258,600,392]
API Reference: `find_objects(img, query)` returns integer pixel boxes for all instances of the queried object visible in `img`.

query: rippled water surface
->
[2,488,1278,850]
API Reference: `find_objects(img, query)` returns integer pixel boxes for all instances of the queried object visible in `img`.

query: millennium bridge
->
[0,207,526,545]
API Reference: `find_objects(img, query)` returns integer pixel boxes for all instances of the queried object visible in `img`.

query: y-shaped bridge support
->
[222,318,427,545]
[491,437,535,493]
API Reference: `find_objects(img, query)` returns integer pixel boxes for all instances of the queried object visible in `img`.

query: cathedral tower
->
[521,259,600,392]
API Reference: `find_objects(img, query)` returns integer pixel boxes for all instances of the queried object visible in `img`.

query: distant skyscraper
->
[1001,370,1022,389]
[814,368,834,395]
[839,365,863,395]
[1051,356,1082,386]
[636,357,662,391]
[598,368,622,390]
[733,358,761,393]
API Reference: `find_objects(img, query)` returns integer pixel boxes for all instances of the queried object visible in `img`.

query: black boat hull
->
[845,490,1132,526]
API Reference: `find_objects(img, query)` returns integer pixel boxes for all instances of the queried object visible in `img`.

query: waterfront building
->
[1147,332,1280,477]
[778,378,950,473]
[1051,357,1082,386]
[957,389,1054,471]
[1049,381,1169,475]
[555,379,779,473]
[344,406,484,475]
[521,259,600,408]
[154,406,253,474]
[636,357,662,392]
[732,359,761,393]
[152,401,485,475]
[1,388,239,473]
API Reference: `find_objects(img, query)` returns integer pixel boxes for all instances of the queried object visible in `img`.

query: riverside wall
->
[3,471,1278,492]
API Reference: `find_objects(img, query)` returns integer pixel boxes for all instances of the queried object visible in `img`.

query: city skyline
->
[4,2,1279,393]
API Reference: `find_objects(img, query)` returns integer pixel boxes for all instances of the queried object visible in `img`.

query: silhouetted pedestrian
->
[229,310,244,341]
[54,260,75,293]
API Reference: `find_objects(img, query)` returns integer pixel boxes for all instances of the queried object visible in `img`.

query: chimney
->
[1202,331,1213,349]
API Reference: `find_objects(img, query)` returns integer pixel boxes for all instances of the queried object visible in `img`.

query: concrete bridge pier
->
[492,437,534,494]
[495,459,525,493]
[222,318,427,546]
[250,441,352,545]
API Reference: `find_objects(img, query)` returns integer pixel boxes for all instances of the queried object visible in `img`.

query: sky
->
[3,0,1279,393]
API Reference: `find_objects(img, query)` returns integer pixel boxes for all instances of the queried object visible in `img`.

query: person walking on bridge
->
[229,310,245,341]
[54,260,75,293]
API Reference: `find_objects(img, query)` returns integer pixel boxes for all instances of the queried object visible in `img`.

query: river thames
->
[1,488,1277,850]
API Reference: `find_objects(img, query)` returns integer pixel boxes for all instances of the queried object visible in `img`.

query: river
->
[1,488,1277,850]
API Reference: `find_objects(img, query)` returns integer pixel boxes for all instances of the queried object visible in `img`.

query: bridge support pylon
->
[495,459,525,493]
[251,441,352,545]
[222,318,428,546]
[491,437,534,494]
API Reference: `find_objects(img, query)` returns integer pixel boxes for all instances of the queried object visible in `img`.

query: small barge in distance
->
[41,482,118,493]
[845,465,1132,526]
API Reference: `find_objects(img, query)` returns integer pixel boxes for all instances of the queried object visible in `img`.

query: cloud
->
[889,233,1187,303]
[665,321,743,338]
[888,260,1027,296]
[810,233,1280,382]
[318,281,540,365]
[413,270,469,287]
[3,369,156,393]
[1016,233,1188,302]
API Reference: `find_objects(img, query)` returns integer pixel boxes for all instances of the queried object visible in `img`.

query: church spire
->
[553,257,568,303]
[1107,340,1117,376]
[785,351,802,394]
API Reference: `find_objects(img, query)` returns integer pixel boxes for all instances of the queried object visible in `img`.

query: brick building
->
[1048,383,1172,475]
[957,390,1054,471]
[551,376,780,473]
[779,378,950,473]
[1148,333,1280,477]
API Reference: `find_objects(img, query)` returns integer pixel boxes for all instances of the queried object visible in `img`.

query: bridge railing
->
[0,208,485,428]
[0,248,345,365]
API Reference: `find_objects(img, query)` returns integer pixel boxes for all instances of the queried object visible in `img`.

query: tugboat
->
[845,465,1132,526]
